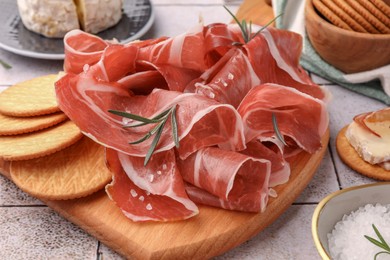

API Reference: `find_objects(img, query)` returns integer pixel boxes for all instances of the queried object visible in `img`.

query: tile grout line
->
[327,142,343,190]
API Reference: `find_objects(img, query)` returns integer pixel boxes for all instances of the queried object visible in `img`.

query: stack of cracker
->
[0,74,112,200]
[313,0,390,34]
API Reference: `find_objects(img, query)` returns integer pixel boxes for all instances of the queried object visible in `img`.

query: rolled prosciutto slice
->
[238,83,328,154]
[106,148,198,221]
[64,30,111,74]
[241,140,290,187]
[177,147,271,212]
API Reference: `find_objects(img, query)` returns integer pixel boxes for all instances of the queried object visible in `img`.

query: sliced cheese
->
[346,121,390,166]
[17,0,80,38]
[74,0,123,34]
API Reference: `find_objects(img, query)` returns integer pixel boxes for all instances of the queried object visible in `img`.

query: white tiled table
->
[0,1,387,259]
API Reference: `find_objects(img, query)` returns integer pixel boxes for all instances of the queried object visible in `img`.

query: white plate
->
[0,0,154,60]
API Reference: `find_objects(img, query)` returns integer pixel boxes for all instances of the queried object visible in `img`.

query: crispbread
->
[336,125,390,181]
[0,120,82,161]
[10,137,112,200]
[0,112,68,135]
[0,74,60,117]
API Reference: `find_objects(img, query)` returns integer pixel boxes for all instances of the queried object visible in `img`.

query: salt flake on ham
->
[106,148,198,221]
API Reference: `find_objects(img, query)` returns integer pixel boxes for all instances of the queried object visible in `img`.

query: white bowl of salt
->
[312,182,390,260]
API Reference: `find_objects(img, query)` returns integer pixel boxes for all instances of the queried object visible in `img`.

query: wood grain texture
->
[305,0,390,73]
[0,130,329,259]
[235,0,275,26]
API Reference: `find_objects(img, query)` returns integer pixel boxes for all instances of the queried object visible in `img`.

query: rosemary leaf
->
[365,235,390,252]
[144,119,167,166]
[108,110,160,124]
[252,13,284,39]
[171,105,179,148]
[129,132,152,144]
[374,251,390,260]
[372,224,390,250]
[0,59,11,69]
[223,5,247,42]
[272,113,287,146]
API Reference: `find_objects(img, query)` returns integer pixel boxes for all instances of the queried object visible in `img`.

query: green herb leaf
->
[272,113,287,146]
[109,106,180,166]
[365,224,390,259]
[144,119,167,166]
[108,110,161,124]
[171,105,179,148]
[252,13,284,39]
[223,5,283,44]
[0,59,11,69]
[373,224,390,250]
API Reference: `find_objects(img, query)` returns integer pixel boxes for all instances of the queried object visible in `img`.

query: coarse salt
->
[327,203,390,260]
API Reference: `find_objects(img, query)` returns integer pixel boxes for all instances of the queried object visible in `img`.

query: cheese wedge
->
[74,0,123,34]
[17,0,123,38]
[346,113,390,170]
[17,0,80,38]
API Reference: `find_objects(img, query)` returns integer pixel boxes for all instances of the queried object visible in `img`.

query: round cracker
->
[357,0,390,28]
[346,0,390,34]
[0,74,60,117]
[333,0,380,33]
[336,125,390,181]
[10,137,112,200]
[0,112,68,135]
[313,0,353,30]
[0,120,82,161]
[322,0,368,32]
[369,0,390,18]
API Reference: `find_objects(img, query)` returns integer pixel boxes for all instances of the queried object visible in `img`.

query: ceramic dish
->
[312,182,390,259]
[0,0,154,60]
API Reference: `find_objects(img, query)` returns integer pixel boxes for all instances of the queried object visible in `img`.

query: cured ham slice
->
[241,140,290,187]
[64,30,110,74]
[187,48,260,108]
[177,147,271,212]
[106,148,198,221]
[244,28,327,101]
[238,83,328,154]
[138,24,207,72]
[55,74,246,158]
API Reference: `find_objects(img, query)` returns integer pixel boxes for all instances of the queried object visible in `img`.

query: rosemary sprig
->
[109,105,180,166]
[0,59,11,69]
[272,113,287,146]
[223,5,283,44]
[364,224,390,260]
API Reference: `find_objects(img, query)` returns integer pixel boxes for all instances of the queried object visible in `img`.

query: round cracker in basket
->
[336,108,390,180]
[10,137,112,200]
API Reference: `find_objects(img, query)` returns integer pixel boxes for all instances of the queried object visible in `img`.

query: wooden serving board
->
[0,1,330,259]
[0,130,329,259]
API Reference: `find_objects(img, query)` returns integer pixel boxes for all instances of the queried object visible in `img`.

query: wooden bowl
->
[305,0,390,74]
